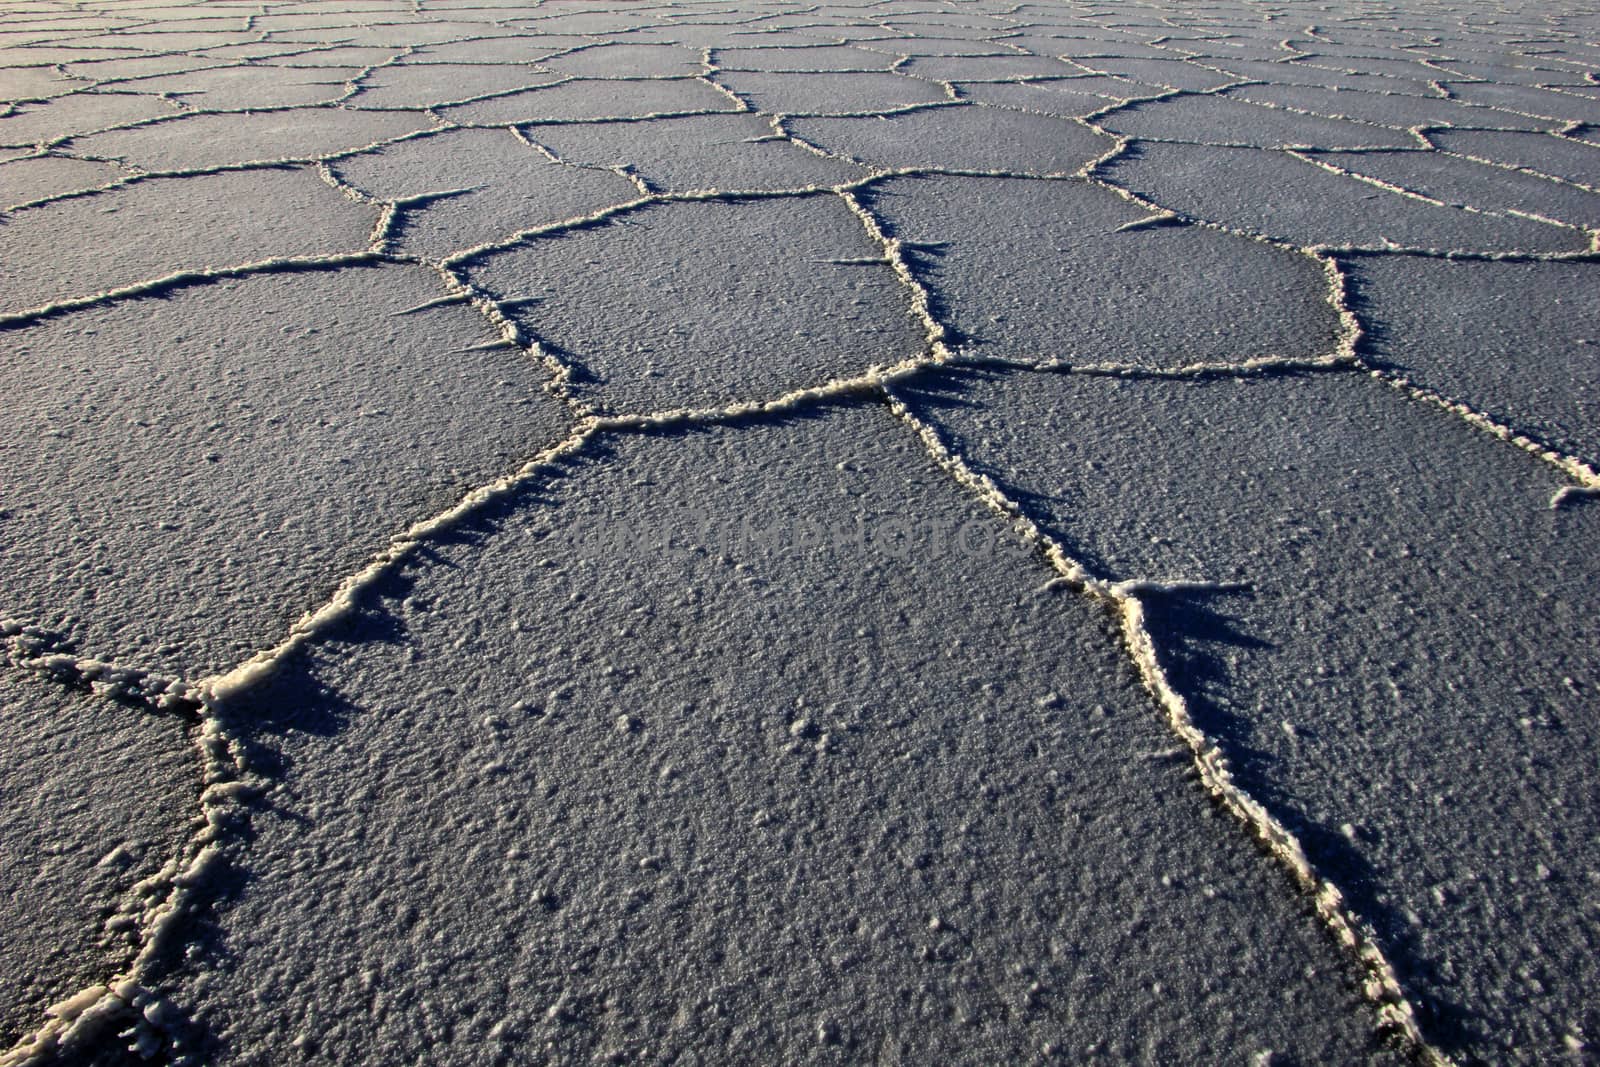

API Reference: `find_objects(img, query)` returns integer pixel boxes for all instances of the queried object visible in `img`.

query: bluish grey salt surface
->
[1,1,1597,1064]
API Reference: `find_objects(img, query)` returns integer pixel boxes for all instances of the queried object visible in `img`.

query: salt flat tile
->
[0,92,177,147]
[102,13,251,29]
[1102,141,1590,251]
[332,127,640,258]
[507,10,658,35]
[541,42,704,78]
[1345,253,1600,465]
[0,65,81,100]
[789,104,1112,171]
[57,54,220,79]
[1099,93,1417,148]
[1530,43,1600,68]
[865,174,1341,367]
[466,194,923,412]
[254,44,398,67]
[1224,83,1559,132]
[269,21,510,47]
[1202,57,1445,96]
[65,107,432,169]
[69,30,260,51]
[0,264,574,677]
[0,153,120,206]
[1316,28,1437,50]
[898,53,1081,81]
[1073,56,1240,91]
[715,70,948,114]
[346,63,562,109]
[0,15,134,33]
[1040,71,1158,97]
[1160,37,1297,63]
[1004,33,1177,61]
[879,16,1012,39]
[714,44,894,72]
[954,79,1122,116]
[110,64,355,108]
[440,77,738,124]
[853,35,1014,56]
[1306,147,1600,229]
[0,166,377,314]
[251,11,380,31]
[1444,81,1600,124]
[1295,53,1456,82]
[397,36,586,63]
[1287,41,1445,64]
[613,24,794,50]
[0,48,144,65]
[1433,57,1594,86]
[1427,128,1600,187]
[524,112,864,192]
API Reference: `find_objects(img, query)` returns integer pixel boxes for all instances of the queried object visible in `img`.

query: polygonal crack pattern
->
[1,0,1597,1065]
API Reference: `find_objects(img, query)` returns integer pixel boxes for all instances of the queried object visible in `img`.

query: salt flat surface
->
[1,0,1597,1064]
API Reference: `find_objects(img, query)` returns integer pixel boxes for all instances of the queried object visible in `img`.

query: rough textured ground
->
[0,0,1596,1065]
